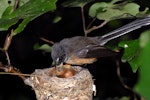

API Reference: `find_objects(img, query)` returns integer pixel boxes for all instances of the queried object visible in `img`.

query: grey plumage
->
[51,16,150,65]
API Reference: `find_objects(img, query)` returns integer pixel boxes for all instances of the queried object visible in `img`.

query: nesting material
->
[24,66,94,100]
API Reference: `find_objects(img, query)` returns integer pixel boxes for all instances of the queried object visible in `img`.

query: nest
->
[24,66,94,100]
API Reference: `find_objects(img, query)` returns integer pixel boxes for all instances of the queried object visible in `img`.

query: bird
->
[51,16,150,66]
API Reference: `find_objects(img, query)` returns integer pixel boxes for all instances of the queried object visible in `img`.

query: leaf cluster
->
[0,0,57,36]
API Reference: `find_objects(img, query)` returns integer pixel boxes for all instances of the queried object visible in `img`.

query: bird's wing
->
[74,45,118,58]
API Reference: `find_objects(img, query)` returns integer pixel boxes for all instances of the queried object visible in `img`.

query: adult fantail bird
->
[51,16,150,66]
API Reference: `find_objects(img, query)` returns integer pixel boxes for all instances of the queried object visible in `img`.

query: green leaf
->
[135,42,150,100]
[13,17,35,36]
[139,30,150,48]
[0,0,15,18]
[89,1,146,21]
[19,0,30,7]
[122,3,140,16]
[119,40,141,72]
[34,44,52,52]
[0,17,19,31]
[62,0,93,7]
[89,2,108,17]
[0,0,57,35]
[1,6,13,17]
[110,0,122,4]
[136,7,149,17]
[53,16,62,23]
[0,0,29,17]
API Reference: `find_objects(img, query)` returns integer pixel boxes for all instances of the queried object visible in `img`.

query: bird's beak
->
[55,62,64,72]
[52,59,60,67]
[51,61,56,66]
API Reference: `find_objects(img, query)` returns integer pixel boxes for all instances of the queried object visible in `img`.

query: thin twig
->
[1,47,11,66]
[3,29,14,65]
[40,37,54,45]
[87,18,96,29]
[14,0,19,10]
[0,63,26,80]
[4,50,11,65]
[80,6,107,36]
[81,6,87,37]
[116,60,137,100]
[86,20,108,34]
[0,72,38,77]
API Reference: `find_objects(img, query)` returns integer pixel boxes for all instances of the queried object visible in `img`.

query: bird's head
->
[51,43,66,66]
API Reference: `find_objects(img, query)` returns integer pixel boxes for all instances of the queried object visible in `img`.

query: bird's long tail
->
[99,16,150,46]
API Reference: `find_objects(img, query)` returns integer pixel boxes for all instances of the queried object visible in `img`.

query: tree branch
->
[0,63,26,80]
[116,60,138,99]
[81,6,87,37]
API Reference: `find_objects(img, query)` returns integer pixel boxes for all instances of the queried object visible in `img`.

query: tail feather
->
[99,16,150,46]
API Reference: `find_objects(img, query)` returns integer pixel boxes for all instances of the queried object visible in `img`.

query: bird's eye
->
[55,55,65,65]
[56,57,64,65]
